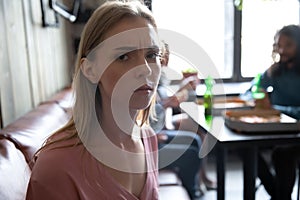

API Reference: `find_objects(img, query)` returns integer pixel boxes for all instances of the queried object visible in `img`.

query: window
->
[152,0,234,80]
[241,0,300,78]
[151,0,300,81]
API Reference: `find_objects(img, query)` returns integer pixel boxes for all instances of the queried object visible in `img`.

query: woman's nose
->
[137,60,152,78]
[135,54,152,78]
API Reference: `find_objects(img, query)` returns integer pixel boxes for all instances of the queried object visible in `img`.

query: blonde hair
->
[39,0,158,151]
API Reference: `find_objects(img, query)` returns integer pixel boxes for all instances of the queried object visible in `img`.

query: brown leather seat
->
[0,139,30,200]
[1,103,70,163]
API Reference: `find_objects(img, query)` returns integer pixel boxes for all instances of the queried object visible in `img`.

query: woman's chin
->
[129,100,151,110]
[129,94,153,110]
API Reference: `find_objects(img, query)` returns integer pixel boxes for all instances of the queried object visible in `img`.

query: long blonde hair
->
[40,0,158,150]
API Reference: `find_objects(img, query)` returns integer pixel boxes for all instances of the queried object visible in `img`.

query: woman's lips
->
[134,85,153,93]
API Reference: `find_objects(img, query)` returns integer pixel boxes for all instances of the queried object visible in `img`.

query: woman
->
[255,24,300,200]
[26,1,161,199]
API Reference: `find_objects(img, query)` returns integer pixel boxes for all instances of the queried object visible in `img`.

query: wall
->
[0,0,73,126]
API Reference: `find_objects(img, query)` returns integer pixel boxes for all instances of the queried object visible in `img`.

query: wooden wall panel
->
[0,0,72,127]
[0,0,32,125]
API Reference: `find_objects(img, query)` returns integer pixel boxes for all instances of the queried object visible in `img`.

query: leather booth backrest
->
[0,103,71,163]
[0,87,73,200]
[0,88,73,163]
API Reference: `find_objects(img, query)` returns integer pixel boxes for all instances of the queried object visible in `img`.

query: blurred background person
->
[248,24,300,200]
[153,41,217,194]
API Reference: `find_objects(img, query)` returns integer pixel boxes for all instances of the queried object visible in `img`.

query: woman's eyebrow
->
[114,45,159,52]
[113,46,138,52]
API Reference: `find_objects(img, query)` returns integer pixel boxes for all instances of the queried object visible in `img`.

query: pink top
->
[26,126,158,200]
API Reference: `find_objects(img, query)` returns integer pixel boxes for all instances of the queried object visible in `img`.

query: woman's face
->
[275,34,297,63]
[95,17,161,111]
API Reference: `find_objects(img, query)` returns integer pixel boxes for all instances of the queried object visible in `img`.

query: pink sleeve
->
[26,151,80,200]
[26,179,78,200]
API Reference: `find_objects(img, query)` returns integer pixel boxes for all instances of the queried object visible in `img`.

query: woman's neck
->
[99,99,139,143]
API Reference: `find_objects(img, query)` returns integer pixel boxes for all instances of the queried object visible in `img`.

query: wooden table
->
[180,101,300,200]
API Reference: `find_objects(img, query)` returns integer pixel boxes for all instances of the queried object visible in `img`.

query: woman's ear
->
[80,58,99,84]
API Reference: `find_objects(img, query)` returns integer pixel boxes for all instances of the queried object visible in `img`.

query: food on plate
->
[238,115,280,123]
[224,109,281,123]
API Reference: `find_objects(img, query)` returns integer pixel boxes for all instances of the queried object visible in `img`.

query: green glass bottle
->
[251,73,265,99]
[204,76,214,116]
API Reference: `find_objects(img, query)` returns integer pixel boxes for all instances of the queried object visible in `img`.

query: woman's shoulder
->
[32,132,83,172]
[27,137,89,200]
[266,62,288,78]
[36,144,81,168]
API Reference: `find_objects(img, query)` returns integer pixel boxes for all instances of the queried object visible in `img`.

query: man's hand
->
[255,91,272,109]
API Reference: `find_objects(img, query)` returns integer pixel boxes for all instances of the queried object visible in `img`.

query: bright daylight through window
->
[152,0,234,79]
[241,0,299,78]
[152,0,300,80]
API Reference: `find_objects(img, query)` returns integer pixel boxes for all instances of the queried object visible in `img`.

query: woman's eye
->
[146,52,160,60]
[118,54,129,61]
